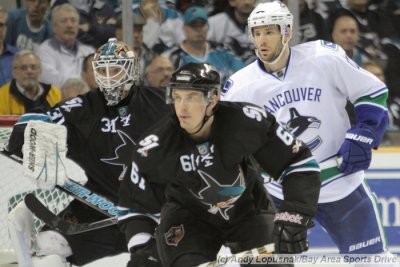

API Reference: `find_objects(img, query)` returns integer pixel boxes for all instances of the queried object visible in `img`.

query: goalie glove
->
[273,211,314,254]
[337,124,377,175]
[129,237,161,267]
[22,120,68,190]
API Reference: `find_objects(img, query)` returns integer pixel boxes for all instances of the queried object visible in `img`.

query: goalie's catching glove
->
[273,211,314,254]
[129,237,161,267]
[337,124,377,175]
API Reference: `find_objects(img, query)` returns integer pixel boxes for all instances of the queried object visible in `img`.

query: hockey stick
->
[1,149,118,217]
[24,193,118,234]
[197,243,275,267]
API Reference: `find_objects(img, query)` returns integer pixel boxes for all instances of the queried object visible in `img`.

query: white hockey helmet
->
[92,38,139,106]
[248,1,293,41]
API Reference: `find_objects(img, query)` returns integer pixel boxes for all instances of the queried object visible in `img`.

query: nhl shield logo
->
[165,224,185,246]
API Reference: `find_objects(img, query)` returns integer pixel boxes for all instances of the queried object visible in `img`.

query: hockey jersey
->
[221,40,389,203]
[9,86,171,203]
[119,101,320,236]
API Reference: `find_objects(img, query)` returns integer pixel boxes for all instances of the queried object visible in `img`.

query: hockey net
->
[0,115,87,264]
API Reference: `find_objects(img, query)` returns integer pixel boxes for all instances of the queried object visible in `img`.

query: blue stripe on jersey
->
[15,113,52,125]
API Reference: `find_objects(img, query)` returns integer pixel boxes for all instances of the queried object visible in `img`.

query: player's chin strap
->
[186,103,215,136]
[255,36,290,66]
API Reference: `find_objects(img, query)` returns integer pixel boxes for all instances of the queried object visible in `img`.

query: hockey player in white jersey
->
[221,1,397,265]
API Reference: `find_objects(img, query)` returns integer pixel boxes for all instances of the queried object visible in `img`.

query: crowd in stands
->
[0,0,399,143]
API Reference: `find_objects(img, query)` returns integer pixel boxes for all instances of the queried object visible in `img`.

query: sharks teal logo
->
[190,169,245,220]
[283,107,322,151]
[101,130,136,180]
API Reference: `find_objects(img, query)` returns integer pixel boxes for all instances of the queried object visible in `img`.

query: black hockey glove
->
[128,237,161,267]
[273,211,314,254]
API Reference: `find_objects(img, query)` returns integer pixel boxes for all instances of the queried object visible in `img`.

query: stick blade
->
[24,193,70,233]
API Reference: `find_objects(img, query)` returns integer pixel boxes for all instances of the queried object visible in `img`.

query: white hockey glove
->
[22,121,68,190]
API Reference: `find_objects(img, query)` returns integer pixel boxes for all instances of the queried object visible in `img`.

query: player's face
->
[252,25,283,62]
[172,89,209,133]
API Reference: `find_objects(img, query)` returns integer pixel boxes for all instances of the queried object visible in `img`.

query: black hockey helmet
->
[166,63,221,104]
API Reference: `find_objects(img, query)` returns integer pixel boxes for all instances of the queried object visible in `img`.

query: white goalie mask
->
[248,1,293,64]
[93,38,139,106]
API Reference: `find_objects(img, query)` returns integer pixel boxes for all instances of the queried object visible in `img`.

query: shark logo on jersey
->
[101,130,136,180]
[190,169,245,220]
[283,108,322,151]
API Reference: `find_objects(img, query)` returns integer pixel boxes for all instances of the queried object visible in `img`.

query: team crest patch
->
[320,40,338,50]
[196,142,209,155]
[221,79,233,96]
[118,106,129,117]
[165,224,184,246]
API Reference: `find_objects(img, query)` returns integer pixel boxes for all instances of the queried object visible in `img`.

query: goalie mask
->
[93,38,139,106]
[166,63,221,104]
[248,1,293,64]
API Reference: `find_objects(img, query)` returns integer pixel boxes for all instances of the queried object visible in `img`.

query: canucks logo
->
[190,169,245,220]
[221,79,233,96]
[283,108,322,151]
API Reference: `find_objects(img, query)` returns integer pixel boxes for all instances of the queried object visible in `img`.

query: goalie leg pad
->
[8,201,35,266]
[32,255,69,267]
[35,230,72,258]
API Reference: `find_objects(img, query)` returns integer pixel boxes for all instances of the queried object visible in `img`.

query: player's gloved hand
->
[273,211,313,254]
[128,237,161,267]
[337,124,377,175]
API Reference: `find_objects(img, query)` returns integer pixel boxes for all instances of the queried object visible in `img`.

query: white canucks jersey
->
[221,40,388,203]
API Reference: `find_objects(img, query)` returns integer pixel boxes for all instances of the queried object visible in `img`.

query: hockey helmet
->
[248,1,293,40]
[92,38,139,106]
[166,63,221,104]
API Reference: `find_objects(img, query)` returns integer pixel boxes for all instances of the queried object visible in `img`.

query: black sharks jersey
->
[9,86,171,203]
[119,101,320,230]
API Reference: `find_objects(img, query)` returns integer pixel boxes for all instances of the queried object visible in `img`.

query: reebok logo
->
[274,212,303,224]
[345,133,373,144]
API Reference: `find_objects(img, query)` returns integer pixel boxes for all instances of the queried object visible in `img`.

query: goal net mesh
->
[0,116,86,264]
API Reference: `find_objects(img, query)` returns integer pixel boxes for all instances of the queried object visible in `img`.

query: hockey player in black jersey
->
[118,63,321,267]
[6,38,170,266]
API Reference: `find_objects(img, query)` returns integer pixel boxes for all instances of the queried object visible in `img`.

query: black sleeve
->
[252,115,321,217]
[7,122,26,158]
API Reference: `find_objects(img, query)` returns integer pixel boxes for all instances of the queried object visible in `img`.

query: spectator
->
[0,50,61,115]
[0,8,19,87]
[133,0,184,53]
[5,0,52,50]
[52,0,118,49]
[327,9,371,65]
[296,0,327,43]
[163,6,245,83]
[115,13,154,85]
[81,53,97,90]
[361,61,400,131]
[144,55,174,88]
[60,77,89,101]
[346,0,393,61]
[207,0,256,65]
[35,3,95,89]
